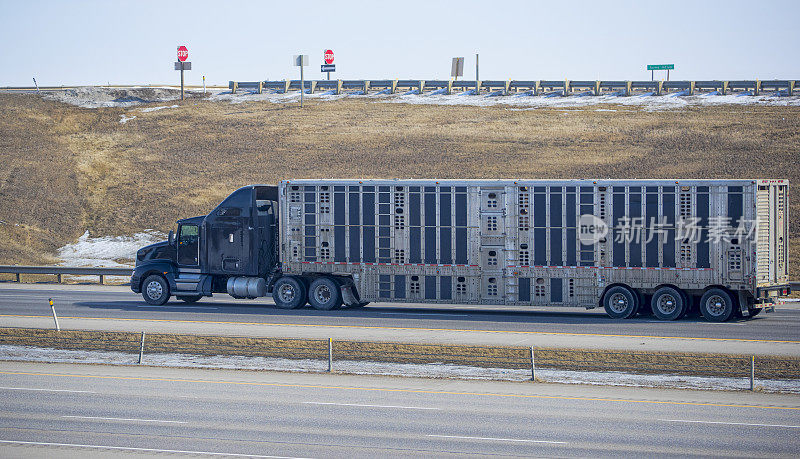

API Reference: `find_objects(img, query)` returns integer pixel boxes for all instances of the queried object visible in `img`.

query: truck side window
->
[177,224,199,265]
[217,207,241,217]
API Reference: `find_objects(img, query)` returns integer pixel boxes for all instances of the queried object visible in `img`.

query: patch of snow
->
[140,104,180,113]
[57,230,166,267]
[118,114,136,124]
[43,87,194,108]
[1,345,796,394]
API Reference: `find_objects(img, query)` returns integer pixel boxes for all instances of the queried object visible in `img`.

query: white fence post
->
[530,346,536,381]
[750,355,755,391]
[328,338,333,372]
[138,332,146,364]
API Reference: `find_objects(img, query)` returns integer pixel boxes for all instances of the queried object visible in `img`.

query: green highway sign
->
[647,64,674,71]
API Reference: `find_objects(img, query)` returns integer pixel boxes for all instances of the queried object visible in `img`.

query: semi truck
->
[131,179,790,321]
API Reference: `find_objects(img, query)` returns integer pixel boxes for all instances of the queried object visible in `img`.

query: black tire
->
[308,277,343,311]
[699,288,735,322]
[651,286,685,321]
[177,295,202,303]
[272,276,307,309]
[603,286,638,319]
[142,274,170,306]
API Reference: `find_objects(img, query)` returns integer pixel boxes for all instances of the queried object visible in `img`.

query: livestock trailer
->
[131,179,790,321]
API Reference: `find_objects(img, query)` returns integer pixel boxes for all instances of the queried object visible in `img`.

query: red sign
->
[324,49,334,65]
[177,46,188,62]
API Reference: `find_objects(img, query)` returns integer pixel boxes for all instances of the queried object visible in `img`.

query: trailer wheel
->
[177,295,202,303]
[142,274,170,306]
[272,276,307,309]
[699,288,735,322]
[651,286,685,321]
[602,286,638,319]
[308,277,343,311]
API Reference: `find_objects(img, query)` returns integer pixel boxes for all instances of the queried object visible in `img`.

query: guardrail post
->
[310,81,316,94]
[232,82,237,94]
[530,346,536,381]
[475,80,481,95]
[419,80,425,94]
[625,81,632,96]
[789,81,794,97]
[257,81,263,94]
[49,298,60,331]
[391,79,398,94]
[722,81,728,95]
[336,80,342,95]
[595,81,601,96]
[15,273,20,282]
[447,79,453,95]
[99,274,104,285]
[284,80,290,94]
[564,79,570,96]
[328,338,333,372]
[57,274,62,284]
[657,80,663,96]
[689,81,695,96]
[138,331,146,364]
[534,80,540,96]
[754,80,760,96]
[750,355,755,391]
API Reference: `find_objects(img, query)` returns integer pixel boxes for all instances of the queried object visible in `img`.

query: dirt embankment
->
[0,92,798,275]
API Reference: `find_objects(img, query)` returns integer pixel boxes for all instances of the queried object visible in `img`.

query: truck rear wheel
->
[651,286,685,321]
[602,286,638,319]
[142,274,170,306]
[272,276,307,309]
[699,288,735,322]
[308,277,342,311]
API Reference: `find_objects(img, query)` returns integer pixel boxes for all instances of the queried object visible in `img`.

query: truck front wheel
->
[699,288,735,322]
[272,276,307,309]
[142,274,170,306]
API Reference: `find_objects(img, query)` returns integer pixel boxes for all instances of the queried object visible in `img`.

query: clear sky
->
[1,0,798,86]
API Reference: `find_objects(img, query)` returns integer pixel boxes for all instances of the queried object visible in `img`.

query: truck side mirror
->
[168,230,174,246]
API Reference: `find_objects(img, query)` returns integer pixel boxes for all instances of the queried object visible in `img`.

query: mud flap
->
[738,290,750,317]
[340,283,368,307]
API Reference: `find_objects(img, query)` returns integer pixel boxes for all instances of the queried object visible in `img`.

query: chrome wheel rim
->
[314,284,332,305]
[658,294,677,315]
[609,292,629,314]
[278,284,296,303]
[706,295,726,316]
[146,280,163,300]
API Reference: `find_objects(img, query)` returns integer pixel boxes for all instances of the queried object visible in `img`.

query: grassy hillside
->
[0,92,798,276]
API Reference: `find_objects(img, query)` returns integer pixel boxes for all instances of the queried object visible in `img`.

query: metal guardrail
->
[1,328,798,389]
[0,265,132,284]
[0,265,797,292]
[226,78,797,97]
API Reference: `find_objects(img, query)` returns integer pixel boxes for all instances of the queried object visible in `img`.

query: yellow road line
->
[2,313,799,344]
[0,369,797,411]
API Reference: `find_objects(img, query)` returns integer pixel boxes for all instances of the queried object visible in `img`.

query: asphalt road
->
[0,360,798,458]
[1,283,800,355]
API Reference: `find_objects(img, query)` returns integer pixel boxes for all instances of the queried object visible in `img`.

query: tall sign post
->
[175,46,191,100]
[647,64,674,81]
[322,50,335,80]
[451,57,464,80]
[293,54,309,107]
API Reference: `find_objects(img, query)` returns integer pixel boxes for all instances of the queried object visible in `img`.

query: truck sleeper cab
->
[132,179,790,322]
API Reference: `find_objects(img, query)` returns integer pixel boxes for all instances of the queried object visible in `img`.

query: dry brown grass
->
[1,327,797,380]
[0,93,798,275]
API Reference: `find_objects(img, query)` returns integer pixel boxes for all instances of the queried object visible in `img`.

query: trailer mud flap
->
[341,283,367,307]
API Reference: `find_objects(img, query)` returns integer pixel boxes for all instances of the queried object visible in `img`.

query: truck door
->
[175,223,203,293]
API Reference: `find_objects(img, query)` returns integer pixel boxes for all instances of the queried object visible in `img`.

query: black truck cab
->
[131,185,278,305]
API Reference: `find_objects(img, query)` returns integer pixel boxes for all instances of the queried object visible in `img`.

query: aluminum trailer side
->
[277,179,789,321]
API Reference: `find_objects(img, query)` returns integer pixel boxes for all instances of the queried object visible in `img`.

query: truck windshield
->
[177,224,199,266]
